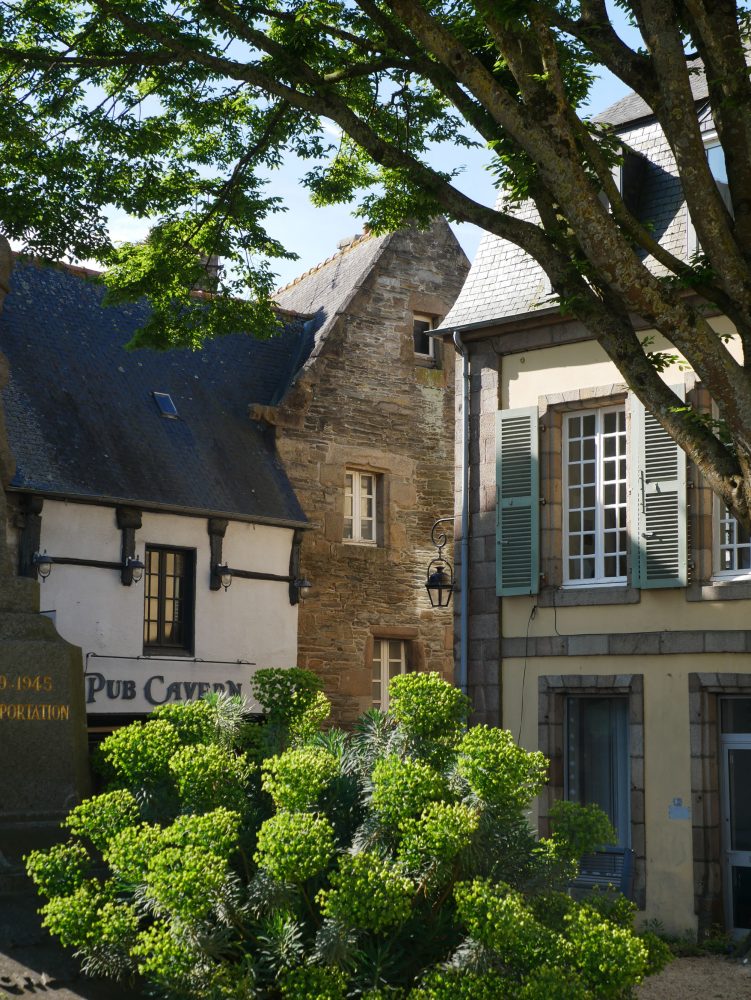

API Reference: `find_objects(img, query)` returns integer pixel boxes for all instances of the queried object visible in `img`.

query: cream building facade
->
[440,84,751,937]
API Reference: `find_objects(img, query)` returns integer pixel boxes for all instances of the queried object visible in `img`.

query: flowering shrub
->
[169,742,254,813]
[317,853,414,932]
[255,812,336,883]
[397,802,479,871]
[64,789,140,851]
[25,672,667,998]
[457,726,548,810]
[371,755,448,827]
[261,746,339,811]
[388,671,470,742]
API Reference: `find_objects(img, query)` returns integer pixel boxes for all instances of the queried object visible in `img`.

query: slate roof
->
[441,65,709,333]
[593,57,708,128]
[274,230,392,362]
[1,259,311,524]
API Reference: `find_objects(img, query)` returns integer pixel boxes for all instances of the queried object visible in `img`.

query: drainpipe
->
[453,330,470,696]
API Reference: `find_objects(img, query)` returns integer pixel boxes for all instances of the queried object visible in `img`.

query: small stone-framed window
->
[371,637,408,711]
[366,626,423,712]
[413,313,436,361]
[344,468,380,545]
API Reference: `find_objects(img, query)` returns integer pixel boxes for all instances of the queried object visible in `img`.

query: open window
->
[413,313,436,362]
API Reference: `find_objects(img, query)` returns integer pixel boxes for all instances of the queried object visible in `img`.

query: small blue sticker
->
[668,797,690,821]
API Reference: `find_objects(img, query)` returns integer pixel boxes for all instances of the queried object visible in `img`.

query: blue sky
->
[260,68,635,290]
[104,6,641,290]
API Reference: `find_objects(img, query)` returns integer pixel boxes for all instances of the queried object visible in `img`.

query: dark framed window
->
[565,696,630,847]
[143,546,195,654]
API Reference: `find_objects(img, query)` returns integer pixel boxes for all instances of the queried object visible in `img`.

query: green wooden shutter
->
[629,386,687,588]
[496,407,539,596]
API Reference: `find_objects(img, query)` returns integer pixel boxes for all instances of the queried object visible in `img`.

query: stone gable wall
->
[274,223,469,725]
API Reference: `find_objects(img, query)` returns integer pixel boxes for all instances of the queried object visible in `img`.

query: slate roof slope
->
[593,57,708,128]
[441,67,708,333]
[273,230,393,363]
[1,259,310,524]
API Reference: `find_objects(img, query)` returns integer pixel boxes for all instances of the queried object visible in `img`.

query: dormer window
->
[688,136,732,255]
[413,313,436,360]
[706,141,731,212]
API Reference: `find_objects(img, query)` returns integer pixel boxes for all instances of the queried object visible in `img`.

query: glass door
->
[720,699,751,935]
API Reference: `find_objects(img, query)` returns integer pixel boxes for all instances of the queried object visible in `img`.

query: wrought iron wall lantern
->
[208,522,309,606]
[212,563,312,603]
[126,556,145,584]
[32,550,52,579]
[425,517,455,608]
[32,550,144,585]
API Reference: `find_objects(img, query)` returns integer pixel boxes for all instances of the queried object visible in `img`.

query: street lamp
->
[425,518,455,608]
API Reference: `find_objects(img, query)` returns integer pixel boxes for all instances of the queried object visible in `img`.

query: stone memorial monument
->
[0,238,89,858]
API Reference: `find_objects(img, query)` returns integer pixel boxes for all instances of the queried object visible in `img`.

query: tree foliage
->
[26,671,669,998]
[2,2,751,520]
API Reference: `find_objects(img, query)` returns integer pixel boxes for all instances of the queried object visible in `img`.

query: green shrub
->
[458,726,547,810]
[317,852,414,932]
[547,800,616,860]
[169,742,254,813]
[64,789,140,851]
[96,717,180,790]
[26,840,90,898]
[371,755,448,827]
[397,802,479,872]
[255,812,336,883]
[261,746,339,811]
[388,672,470,742]
[26,670,666,998]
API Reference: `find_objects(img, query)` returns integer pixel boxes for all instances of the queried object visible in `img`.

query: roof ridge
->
[11,253,313,319]
[12,252,104,281]
[273,228,377,296]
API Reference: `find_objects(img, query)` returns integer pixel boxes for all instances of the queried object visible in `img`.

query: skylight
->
[152,392,179,418]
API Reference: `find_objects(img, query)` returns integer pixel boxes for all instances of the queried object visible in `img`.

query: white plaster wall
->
[34,500,299,713]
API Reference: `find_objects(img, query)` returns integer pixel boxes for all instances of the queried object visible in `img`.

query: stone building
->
[269,220,469,725]
[436,77,751,937]
[1,221,468,733]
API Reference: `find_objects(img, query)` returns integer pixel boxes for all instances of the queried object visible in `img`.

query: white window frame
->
[344,468,378,545]
[413,313,436,360]
[714,495,751,581]
[708,397,751,580]
[371,637,407,711]
[563,405,628,587]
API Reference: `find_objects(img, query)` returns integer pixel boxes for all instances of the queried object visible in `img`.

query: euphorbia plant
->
[26,669,669,998]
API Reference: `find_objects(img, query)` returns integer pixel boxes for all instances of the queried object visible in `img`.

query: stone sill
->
[687,579,751,602]
[537,585,640,608]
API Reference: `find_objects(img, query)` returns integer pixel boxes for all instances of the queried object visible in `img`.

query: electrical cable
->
[517,601,537,744]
